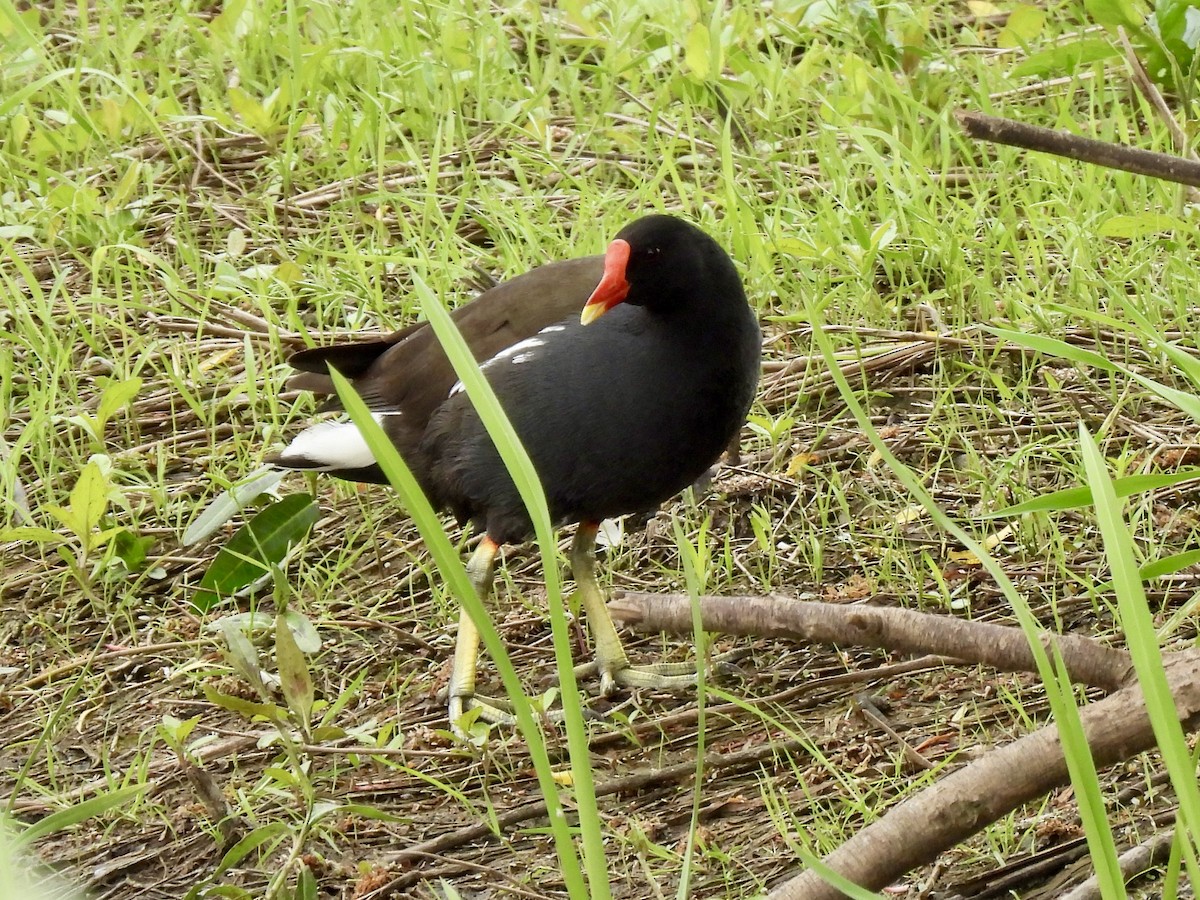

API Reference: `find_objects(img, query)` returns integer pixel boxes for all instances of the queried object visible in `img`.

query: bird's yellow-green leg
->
[448,537,517,734]
[570,522,700,696]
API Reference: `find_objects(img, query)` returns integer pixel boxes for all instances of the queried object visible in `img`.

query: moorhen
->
[274,215,761,729]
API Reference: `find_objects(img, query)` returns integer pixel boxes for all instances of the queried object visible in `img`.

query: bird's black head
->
[579,214,744,323]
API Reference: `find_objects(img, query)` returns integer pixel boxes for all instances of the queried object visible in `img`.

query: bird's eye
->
[644,246,661,259]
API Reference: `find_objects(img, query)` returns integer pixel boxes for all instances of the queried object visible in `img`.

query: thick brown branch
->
[765,648,1200,900]
[609,592,1132,691]
[956,109,1200,188]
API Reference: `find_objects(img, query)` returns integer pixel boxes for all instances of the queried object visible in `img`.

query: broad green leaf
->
[158,714,201,746]
[1085,0,1143,29]
[1010,36,1120,78]
[1141,0,1200,88]
[297,863,317,900]
[685,23,711,80]
[228,86,271,132]
[68,460,110,538]
[112,529,153,571]
[997,4,1047,48]
[1098,213,1188,238]
[204,611,272,635]
[208,0,251,43]
[1,525,63,543]
[193,493,317,611]
[219,618,269,699]
[95,377,142,426]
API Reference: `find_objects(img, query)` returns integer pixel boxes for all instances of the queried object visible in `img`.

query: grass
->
[4,0,1200,896]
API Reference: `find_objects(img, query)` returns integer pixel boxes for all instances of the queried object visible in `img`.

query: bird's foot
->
[448,690,581,738]
[601,662,698,695]
[448,692,517,737]
[573,650,749,697]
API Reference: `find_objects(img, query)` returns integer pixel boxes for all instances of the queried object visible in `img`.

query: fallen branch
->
[1115,26,1200,205]
[1059,822,1178,900]
[609,592,1132,692]
[764,648,1200,899]
[955,109,1200,188]
[609,590,1197,897]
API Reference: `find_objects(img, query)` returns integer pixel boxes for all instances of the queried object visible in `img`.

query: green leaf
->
[330,359,597,897]
[194,493,317,611]
[0,525,63,543]
[1084,0,1143,29]
[203,686,285,722]
[204,611,272,633]
[16,784,145,846]
[1080,426,1200,868]
[1098,212,1188,238]
[1010,36,1120,78]
[95,376,142,428]
[997,4,1047,48]
[988,327,1118,371]
[296,863,317,900]
[275,610,314,726]
[228,86,272,132]
[990,327,1200,423]
[1138,548,1200,580]
[331,803,409,823]
[280,607,321,654]
[112,528,153,571]
[158,714,202,747]
[69,460,110,539]
[183,467,287,546]
[1141,0,1200,88]
[214,822,289,875]
[218,618,270,697]
[685,23,711,81]
[1110,292,1200,393]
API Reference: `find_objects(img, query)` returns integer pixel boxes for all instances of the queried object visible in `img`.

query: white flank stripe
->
[491,336,544,362]
[450,335,551,396]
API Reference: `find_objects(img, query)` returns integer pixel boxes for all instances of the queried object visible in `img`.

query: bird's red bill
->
[580,238,631,325]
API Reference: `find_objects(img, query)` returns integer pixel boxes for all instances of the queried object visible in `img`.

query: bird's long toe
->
[448,691,518,735]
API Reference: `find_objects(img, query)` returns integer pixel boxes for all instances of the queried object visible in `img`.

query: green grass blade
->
[984,469,1200,517]
[329,369,595,900]
[990,327,1200,422]
[415,273,610,900]
[1079,426,1200,884]
[812,311,1124,896]
[15,784,146,846]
